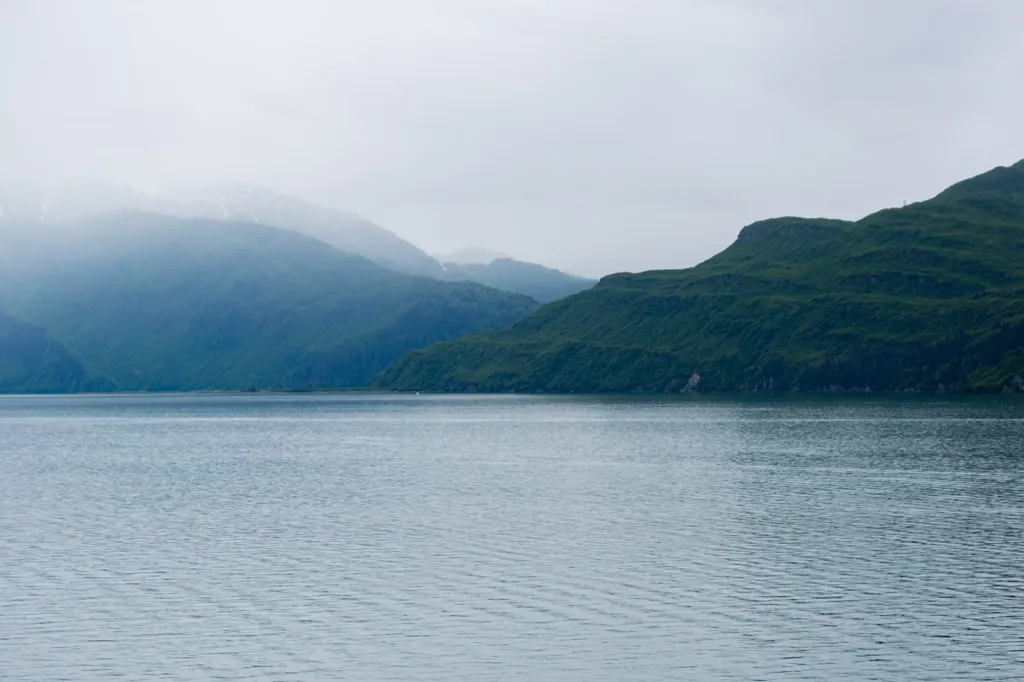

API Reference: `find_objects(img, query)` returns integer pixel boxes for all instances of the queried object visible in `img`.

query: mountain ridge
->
[375,159,1024,394]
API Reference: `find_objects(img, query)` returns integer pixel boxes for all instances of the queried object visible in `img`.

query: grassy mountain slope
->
[0,213,537,391]
[0,313,105,393]
[440,258,594,303]
[376,160,1024,393]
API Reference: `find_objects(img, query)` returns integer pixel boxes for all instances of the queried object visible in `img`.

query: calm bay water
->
[1,393,1022,681]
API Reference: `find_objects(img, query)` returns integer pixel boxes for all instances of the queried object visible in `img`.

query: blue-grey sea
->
[1,394,1022,680]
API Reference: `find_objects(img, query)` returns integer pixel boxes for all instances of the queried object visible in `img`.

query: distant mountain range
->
[376,159,1024,394]
[440,258,594,304]
[0,212,537,392]
[0,184,593,301]
[434,248,510,265]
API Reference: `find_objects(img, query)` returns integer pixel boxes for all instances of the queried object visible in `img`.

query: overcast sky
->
[2,0,1023,276]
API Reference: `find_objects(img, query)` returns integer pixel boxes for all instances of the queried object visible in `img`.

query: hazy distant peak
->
[436,247,512,265]
[159,184,386,231]
[0,182,146,224]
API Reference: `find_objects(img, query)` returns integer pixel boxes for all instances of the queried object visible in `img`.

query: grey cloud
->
[2,0,1022,276]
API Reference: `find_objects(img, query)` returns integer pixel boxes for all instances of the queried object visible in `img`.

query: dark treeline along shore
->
[3,160,1024,394]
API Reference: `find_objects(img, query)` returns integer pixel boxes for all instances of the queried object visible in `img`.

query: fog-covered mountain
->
[435,248,511,265]
[1,184,595,303]
[156,185,447,276]
[0,212,537,392]
[0,183,444,276]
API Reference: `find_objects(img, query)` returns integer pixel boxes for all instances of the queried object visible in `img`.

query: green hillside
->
[376,160,1024,394]
[0,313,105,393]
[441,258,594,303]
[0,213,537,391]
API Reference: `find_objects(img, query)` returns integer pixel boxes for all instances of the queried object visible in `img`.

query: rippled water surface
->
[2,394,1023,680]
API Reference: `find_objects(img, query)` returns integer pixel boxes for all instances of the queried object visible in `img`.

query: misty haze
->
[2,2,1024,681]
